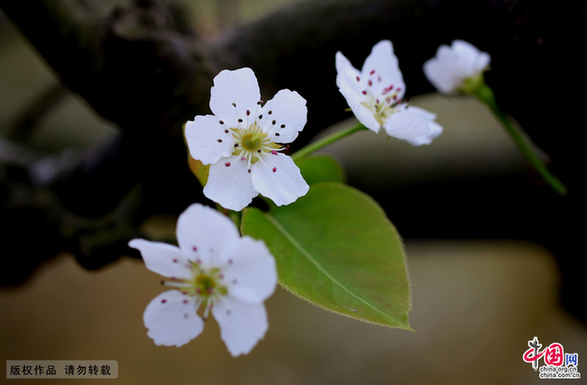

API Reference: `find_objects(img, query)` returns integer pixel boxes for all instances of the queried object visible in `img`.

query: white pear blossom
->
[185,68,309,211]
[336,40,442,146]
[423,40,491,94]
[129,203,277,356]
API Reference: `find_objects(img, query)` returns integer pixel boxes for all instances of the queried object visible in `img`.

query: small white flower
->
[336,40,442,146]
[129,203,277,356]
[185,68,309,211]
[423,40,491,94]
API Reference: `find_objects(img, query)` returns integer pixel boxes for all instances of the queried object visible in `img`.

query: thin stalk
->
[292,123,368,162]
[474,82,567,196]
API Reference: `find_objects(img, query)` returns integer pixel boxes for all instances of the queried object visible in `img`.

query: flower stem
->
[292,122,368,162]
[473,82,567,196]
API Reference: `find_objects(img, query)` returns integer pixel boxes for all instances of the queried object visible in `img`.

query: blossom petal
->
[129,239,192,280]
[204,155,258,211]
[401,105,443,146]
[262,89,307,143]
[336,51,381,132]
[185,115,236,165]
[423,47,459,94]
[384,111,431,140]
[406,121,443,146]
[452,40,490,77]
[212,297,268,356]
[339,87,381,132]
[362,40,405,99]
[335,51,363,96]
[251,153,309,206]
[143,290,204,347]
[222,236,277,304]
[210,68,260,127]
[175,203,241,266]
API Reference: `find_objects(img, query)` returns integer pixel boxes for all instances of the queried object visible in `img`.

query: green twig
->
[292,122,367,162]
[474,82,567,196]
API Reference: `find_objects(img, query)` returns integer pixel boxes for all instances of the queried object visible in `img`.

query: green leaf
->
[241,183,412,330]
[296,155,345,185]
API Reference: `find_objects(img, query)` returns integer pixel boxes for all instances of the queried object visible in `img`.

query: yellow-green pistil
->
[358,69,402,127]
[231,123,280,169]
[163,260,228,319]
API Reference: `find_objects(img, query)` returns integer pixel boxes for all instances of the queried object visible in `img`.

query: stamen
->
[219,120,224,125]
[232,102,236,107]
[370,69,375,75]
[225,162,231,167]
[217,139,222,143]
[272,167,277,172]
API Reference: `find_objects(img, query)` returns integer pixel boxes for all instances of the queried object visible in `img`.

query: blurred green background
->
[1,1,585,384]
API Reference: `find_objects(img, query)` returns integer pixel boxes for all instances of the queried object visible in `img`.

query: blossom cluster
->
[131,38,490,356]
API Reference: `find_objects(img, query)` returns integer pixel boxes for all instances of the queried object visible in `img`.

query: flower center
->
[231,122,280,169]
[357,69,403,126]
[195,274,216,294]
[163,261,228,319]
[241,132,263,152]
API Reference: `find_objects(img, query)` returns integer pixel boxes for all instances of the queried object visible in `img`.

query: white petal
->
[405,121,443,146]
[175,203,240,266]
[362,40,406,99]
[204,155,258,211]
[403,105,437,121]
[251,153,309,206]
[384,110,431,140]
[222,236,277,304]
[143,290,204,347]
[262,89,307,143]
[212,297,268,356]
[452,40,488,77]
[335,51,363,96]
[185,115,236,165]
[339,87,381,132]
[209,68,260,128]
[423,51,459,94]
[129,239,192,279]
